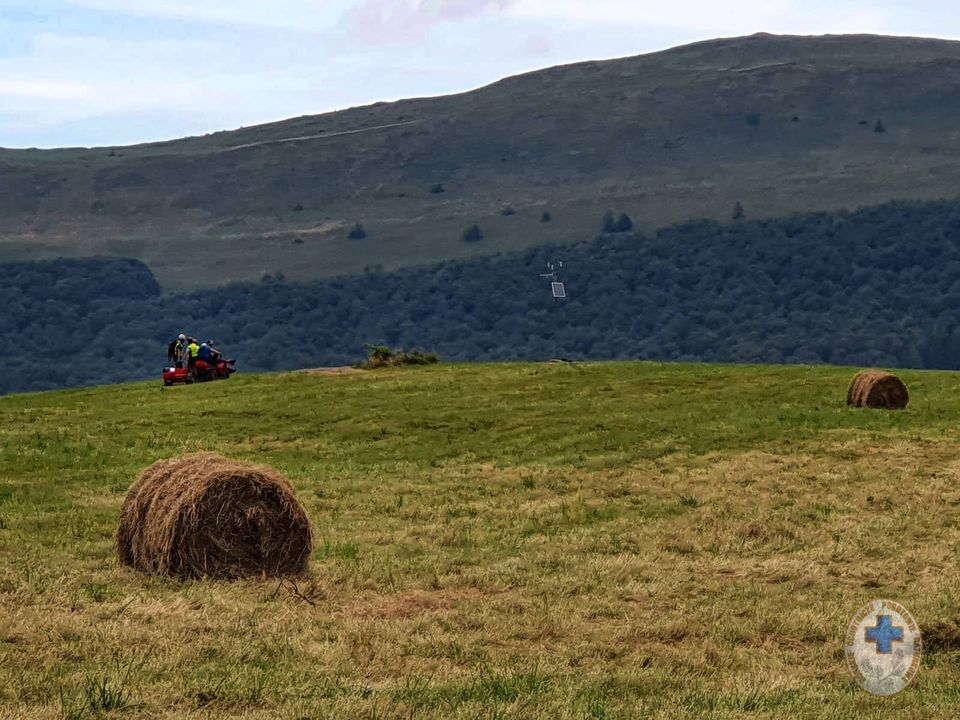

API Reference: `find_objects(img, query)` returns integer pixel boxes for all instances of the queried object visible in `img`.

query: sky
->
[0,0,957,148]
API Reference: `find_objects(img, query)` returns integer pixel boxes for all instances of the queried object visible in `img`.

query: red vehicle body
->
[162,360,236,386]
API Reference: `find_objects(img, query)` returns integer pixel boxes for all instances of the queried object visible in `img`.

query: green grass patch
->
[4,361,960,718]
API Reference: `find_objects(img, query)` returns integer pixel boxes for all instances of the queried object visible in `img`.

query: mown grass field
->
[2,361,960,719]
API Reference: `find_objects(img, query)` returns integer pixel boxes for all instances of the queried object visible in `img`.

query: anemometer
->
[540,260,566,301]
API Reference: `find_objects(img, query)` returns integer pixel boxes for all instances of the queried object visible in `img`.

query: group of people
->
[167,333,228,375]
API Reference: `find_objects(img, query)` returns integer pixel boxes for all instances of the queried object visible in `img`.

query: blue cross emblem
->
[865,615,904,654]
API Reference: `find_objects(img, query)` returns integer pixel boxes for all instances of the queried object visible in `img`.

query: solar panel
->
[551,282,566,299]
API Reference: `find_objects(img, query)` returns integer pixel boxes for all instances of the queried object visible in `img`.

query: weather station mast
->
[539,260,569,360]
[540,260,566,302]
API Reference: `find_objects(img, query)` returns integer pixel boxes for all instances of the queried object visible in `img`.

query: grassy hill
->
[6,33,960,290]
[3,362,960,718]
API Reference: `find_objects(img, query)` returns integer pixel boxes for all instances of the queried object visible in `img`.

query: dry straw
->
[117,452,313,579]
[846,370,909,409]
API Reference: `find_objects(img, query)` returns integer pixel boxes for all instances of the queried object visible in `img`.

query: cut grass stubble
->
[2,362,960,718]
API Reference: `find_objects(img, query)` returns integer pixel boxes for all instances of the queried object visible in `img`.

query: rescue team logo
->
[845,599,922,696]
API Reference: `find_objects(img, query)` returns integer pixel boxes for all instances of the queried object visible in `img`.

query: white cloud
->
[506,0,901,37]
[507,0,794,32]
[67,0,355,32]
[0,32,314,140]
[68,0,522,40]
[28,31,222,72]
[3,0,957,147]
[0,79,91,101]
[338,0,515,43]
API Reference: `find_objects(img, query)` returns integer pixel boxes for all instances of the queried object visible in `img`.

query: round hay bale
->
[117,452,313,579]
[846,370,909,409]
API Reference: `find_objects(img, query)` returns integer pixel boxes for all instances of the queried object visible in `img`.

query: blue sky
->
[1,0,957,148]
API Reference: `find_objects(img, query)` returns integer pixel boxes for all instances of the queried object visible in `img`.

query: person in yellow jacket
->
[185,338,200,376]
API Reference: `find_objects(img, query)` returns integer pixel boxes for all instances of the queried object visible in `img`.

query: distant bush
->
[462,224,483,242]
[874,120,886,133]
[348,222,367,240]
[733,202,745,220]
[746,113,761,128]
[292,203,304,212]
[430,183,445,194]
[603,211,633,233]
[501,206,516,216]
[361,344,438,369]
[602,211,616,233]
[541,211,552,223]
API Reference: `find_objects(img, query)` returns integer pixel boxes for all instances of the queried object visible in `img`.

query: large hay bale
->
[117,453,313,579]
[846,370,909,409]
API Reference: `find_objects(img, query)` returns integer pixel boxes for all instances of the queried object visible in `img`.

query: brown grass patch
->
[347,589,484,620]
[303,366,365,376]
[923,619,960,653]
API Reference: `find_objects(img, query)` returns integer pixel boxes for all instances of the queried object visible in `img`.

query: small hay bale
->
[846,370,909,409]
[117,452,313,579]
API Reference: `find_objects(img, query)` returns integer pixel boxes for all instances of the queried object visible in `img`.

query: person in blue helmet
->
[205,339,224,363]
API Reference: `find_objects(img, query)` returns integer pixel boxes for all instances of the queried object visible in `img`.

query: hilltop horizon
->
[6,32,960,291]
[10,0,960,148]
[5,31,959,151]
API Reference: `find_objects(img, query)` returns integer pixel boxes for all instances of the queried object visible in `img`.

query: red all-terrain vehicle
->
[162,360,236,386]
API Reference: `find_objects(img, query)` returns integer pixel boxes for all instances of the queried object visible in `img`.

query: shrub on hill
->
[602,211,616,233]
[462,224,483,242]
[603,211,634,233]
[361,345,439,368]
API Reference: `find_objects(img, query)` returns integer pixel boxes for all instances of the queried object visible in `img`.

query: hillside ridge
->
[5,33,960,290]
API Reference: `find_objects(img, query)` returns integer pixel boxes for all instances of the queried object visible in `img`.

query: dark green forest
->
[5,198,960,395]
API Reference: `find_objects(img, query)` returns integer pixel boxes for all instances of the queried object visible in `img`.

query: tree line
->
[5,198,960,395]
